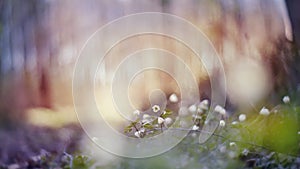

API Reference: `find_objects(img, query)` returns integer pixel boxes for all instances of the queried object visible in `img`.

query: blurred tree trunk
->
[285,0,300,93]
[0,0,52,127]
[286,0,300,45]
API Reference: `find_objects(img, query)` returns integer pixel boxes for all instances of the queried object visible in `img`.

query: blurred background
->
[0,0,299,168]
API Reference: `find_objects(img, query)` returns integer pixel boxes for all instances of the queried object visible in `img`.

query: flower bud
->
[282,96,290,104]
[158,117,165,124]
[259,107,270,116]
[169,93,179,103]
[192,125,199,131]
[239,114,246,122]
[164,117,173,125]
[188,104,197,113]
[219,120,226,127]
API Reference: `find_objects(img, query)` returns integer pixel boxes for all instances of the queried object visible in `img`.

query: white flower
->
[298,131,300,135]
[169,93,179,103]
[139,128,145,133]
[142,114,152,124]
[214,105,223,112]
[201,99,209,106]
[133,110,140,116]
[158,117,165,124]
[220,109,226,115]
[239,114,246,122]
[242,149,249,156]
[143,114,150,119]
[134,130,145,138]
[282,96,290,104]
[192,125,199,131]
[134,131,141,138]
[219,120,226,127]
[188,104,197,113]
[231,121,238,125]
[214,105,226,115]
[152,105,160,113]
[229,142,236,147]
[198,99,209,110]
[179,107,189,117]
[259,107,270,116]
[197,107,204,114]
[164,117,173,125]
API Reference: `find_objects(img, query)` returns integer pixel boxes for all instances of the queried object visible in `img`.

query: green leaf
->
[161,110,172,118]
[124,126,133,133]
[73,155,94,169]
[143,123,153,129]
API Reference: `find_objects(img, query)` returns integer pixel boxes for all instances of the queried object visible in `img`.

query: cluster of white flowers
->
[186,99,211,131]
[129,104,177,138]
[128,91,295,142]
[159,111,173,127]
[255,95,290,118]
[214,105,226,115]
[188,99,210,113]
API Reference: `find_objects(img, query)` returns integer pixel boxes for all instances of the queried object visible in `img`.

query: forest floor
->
[0,96,300,169]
